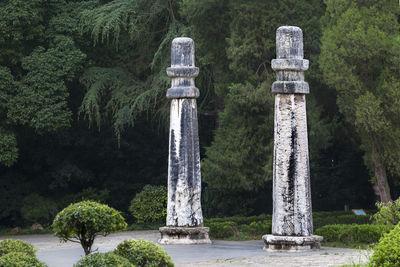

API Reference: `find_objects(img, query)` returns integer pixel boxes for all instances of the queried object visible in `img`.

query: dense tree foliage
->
[0,0,393,227]
[319,0,400,203]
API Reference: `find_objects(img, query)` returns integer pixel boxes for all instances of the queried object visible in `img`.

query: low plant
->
[114,239,174,267]
[52,200,127,255]
[373,198,400,225]
[0,239,36,257]
[0,252,47,267]
[129,185,167,223]
[73,252,133,267]
[315,224,393,244]
[369,222,400,266]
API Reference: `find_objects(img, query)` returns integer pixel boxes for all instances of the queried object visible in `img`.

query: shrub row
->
[205,220,271,239]
[313,214,372,229]
[205,214,271,225]
[314,224,393,244]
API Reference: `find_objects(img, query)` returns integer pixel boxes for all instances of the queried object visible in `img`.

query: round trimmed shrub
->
[129,185,167,223]
[52,200,127,255]
[73,252,133,267]
[369,222,400,266]
[114,239,174,267]
[0,252,47,267]
[0,239,36,257]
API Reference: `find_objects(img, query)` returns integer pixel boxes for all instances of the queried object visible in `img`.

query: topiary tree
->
[369,222,400,266]
[373,198,400,226]
[0,252,47,267]
[73,252,133,267]
[129,185,167,223]
[114,239,174,267]
[52,200,127,255]
[0,239,36,257]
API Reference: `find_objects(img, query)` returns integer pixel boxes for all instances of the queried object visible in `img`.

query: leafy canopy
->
[52,200,127,255]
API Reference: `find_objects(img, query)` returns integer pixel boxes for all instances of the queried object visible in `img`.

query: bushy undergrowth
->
[114,239,174,267]
[74,252,133,267]
[315,224,393,244]
[369,222,400,266]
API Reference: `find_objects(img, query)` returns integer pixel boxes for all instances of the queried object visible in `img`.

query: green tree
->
[52,200,127,255]
[0,0,87,166]
[319,0,400,202]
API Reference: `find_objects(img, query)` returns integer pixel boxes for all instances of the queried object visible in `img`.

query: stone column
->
[159,37,211,245]
[262,26,322,251]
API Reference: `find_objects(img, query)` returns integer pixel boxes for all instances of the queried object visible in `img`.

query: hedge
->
[315,224,393,244]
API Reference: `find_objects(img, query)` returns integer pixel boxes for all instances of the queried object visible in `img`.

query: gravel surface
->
[0,231,371,267]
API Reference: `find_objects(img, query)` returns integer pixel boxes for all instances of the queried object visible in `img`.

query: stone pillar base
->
[262,234,323,251]
[159,226,212,245]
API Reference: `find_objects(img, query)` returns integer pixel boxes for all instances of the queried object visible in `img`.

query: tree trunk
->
[373,155,392,203]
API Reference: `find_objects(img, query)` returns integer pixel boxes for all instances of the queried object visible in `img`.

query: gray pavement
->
[1,231,370,267]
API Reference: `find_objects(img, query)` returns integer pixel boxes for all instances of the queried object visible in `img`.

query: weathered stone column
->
[262,26,322,251]
[159,37,211,245]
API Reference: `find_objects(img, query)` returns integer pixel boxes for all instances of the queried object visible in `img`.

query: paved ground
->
[0,231,370,267]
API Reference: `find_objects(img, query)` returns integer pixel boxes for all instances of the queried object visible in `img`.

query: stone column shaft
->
[159,37,211,245]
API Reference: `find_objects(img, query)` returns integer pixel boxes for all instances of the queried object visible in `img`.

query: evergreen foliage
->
[319,0,400,202]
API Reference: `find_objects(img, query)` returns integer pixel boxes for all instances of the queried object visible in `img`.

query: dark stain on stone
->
[169,129,178,202]
[287,110,297,235]
[179,100,194,190]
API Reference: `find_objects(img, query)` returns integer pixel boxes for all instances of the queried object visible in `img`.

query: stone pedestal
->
[263,26,322,251]
[159,37,211,245]
[263,235,322,251]
[159,227,211,245]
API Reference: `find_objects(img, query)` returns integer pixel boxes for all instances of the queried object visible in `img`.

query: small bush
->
[52,200,127,255]
[0,252,47,267]
[315,224,393,244]
[373,198,400,225]
[129,185,167,223]
[114,239,174,267]
[205,221,238,239]
[369,222,400,266]
[0,239,36,257]
[74,252,133,267]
